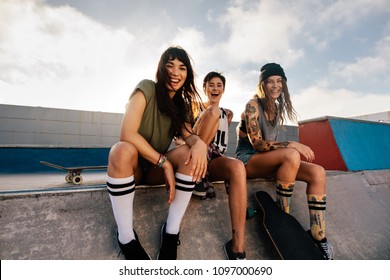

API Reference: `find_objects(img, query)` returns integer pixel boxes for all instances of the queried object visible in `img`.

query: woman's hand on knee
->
[290,141,315,162]
[185,140,208,182]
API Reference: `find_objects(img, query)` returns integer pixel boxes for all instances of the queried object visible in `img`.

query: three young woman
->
[106,46,333,260]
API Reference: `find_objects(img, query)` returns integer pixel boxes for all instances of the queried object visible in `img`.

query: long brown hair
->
[256,79,297,125]
[155,46,203,136]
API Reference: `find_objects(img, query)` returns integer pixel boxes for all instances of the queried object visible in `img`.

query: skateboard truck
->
[65,171,83,185]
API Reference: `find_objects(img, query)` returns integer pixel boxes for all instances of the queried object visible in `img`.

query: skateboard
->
[40,161,107,185]
[254,190,325,260]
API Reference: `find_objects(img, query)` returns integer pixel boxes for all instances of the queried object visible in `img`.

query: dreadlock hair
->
[155,46,203,137]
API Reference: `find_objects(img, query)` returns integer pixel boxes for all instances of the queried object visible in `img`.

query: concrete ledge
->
[1,171,389,260]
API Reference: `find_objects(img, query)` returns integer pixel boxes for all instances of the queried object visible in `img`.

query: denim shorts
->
[235,138,258,165]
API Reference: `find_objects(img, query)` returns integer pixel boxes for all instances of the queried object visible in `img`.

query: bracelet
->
[158,155,168,168]
[156,154,163,166]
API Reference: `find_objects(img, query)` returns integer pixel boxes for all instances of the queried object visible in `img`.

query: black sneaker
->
[193,179,207,197]
[157,223,180,260]
[306,230,334,260]
[224,240,246,260]
[202,185,216,199]
[117,230,151,260]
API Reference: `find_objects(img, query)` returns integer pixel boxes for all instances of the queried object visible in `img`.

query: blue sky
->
[1,0,389,123]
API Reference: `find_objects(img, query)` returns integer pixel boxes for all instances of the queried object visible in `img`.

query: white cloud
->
[316,0,390,26]
[220,68,259,115]
[218,0,304,66]
[0,0,161,112]
[169,27,207,64]
[332,56,387,85]
[322,36,390,88]
[1,0,130,83]
[293,86,390,122]
[0,0,389,124]
[288,0,390,51]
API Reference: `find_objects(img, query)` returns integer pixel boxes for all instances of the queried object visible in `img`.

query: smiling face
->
[204,76,224,106]
[264,75,283,101]
[165,58,187,97]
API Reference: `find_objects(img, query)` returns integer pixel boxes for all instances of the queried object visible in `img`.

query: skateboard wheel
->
[246,207,257,219]
[72,175,83,185]
[65,174,73,183]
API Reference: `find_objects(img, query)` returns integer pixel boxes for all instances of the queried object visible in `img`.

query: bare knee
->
[283,148,301,169]
[306,164,326,194]
[310,164,326,185]
[193,106,219,132]
[108,142,137,176]
[315,164,326,178]
[167,144,190,171]
[226,160,247,197]
[224,159,247,191]
[230,160,246,179]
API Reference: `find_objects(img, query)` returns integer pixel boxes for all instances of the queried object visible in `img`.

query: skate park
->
[0,104,389,260]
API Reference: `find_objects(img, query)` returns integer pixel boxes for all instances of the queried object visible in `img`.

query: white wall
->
[352,111,390,123]
[0,104,122,147]
[0,104,299,155]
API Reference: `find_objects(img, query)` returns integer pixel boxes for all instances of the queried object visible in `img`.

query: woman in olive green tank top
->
[106,47,207,260]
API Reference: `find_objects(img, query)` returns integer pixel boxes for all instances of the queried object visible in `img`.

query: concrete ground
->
[0,169,389,260]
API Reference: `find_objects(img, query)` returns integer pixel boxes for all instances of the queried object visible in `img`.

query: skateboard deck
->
[255,191,325,260]
[40,161,107,185]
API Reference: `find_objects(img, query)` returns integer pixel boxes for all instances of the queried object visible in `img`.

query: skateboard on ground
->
[254,190,325,260]
[40,161,107,185]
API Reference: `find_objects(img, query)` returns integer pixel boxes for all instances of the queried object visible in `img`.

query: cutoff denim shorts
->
[235,137,258,165]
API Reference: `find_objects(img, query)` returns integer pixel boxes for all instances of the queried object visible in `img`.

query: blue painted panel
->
[0,147,110,173]
[329,119,390,171]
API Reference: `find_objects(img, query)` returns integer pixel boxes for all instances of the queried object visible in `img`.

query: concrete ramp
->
[299,117,390,171]
[0,170,389,260]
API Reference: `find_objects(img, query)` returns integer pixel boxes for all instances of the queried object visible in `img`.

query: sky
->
[1,0,390,124]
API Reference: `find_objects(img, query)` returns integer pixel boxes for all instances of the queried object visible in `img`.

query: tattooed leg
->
[275,181,294,214]
[307,194,327,241]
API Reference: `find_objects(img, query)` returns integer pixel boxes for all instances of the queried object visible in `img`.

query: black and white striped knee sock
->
[107,175,135,244]
[166,173,195,234]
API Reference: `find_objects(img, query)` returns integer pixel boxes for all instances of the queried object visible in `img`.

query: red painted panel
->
[299,119,347,171]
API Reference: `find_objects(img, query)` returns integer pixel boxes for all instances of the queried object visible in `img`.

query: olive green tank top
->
[130,79,174,153]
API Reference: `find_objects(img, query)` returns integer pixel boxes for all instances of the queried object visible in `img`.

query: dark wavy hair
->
[155,46,202,136]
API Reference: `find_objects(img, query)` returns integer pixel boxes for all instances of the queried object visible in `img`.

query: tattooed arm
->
[244,99,289,152]
[243,99,315,161]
